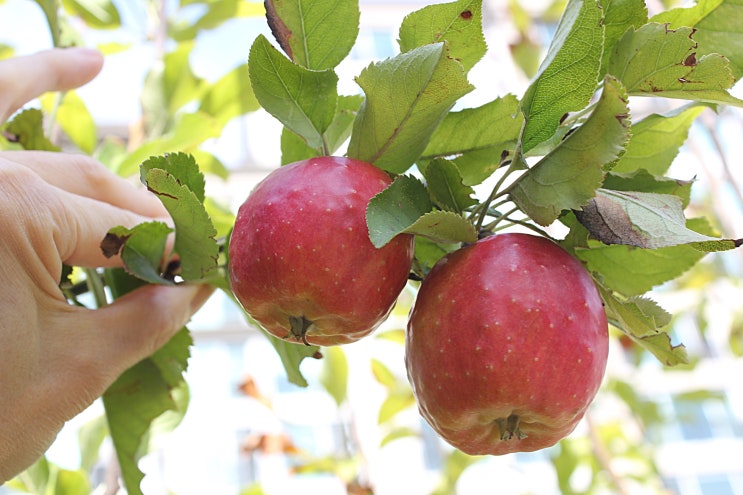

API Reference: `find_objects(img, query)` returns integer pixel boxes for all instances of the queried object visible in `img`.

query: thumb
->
[84,283,214,378]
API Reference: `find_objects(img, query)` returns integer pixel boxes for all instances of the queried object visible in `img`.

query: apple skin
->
[228,156,414,346]
[405,233,608,455]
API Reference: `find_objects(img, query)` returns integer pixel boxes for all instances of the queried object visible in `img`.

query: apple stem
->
[496,414,527,441]
[289,316,313,346]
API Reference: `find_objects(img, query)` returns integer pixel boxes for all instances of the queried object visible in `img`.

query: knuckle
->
[70,154,112,191]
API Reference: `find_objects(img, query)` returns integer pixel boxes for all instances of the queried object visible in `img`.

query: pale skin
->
[0,48,213,482]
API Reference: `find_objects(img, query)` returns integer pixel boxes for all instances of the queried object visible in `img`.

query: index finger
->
[0,47,103,122]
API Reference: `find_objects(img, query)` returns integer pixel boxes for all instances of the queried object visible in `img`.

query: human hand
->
[0,48,213,482]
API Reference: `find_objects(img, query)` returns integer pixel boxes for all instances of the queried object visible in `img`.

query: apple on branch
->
[228,156,414,346]
[405,233,608,455]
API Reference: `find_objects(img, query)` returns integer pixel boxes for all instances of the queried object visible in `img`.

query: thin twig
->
[585,412,633,495]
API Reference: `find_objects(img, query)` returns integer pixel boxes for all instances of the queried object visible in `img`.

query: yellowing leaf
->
[652,0,743,79]
[42,90,97,154]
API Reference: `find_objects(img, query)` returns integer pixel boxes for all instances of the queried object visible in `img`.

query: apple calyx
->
[288,316,314,346]
[496,414,527,441]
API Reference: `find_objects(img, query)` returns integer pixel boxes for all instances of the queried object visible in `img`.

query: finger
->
[0,47,103,122]
[0,151,167,218]
[61,284,214,386]
[52,190,165,268]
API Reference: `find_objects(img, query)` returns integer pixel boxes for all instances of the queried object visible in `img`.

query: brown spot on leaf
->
[264,0,293,59]
[683,52,697,67]
[100,232,128,258]
[460,10,473,19]
[574,196,648,247]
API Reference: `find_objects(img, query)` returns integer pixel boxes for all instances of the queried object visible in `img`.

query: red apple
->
[228,156,414,346]
[405,233,608,455]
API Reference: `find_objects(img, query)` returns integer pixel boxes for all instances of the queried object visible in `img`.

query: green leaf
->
[399,0,487,73]
[519,0,604,152]
[510,76,631,226]
[281,127,320,164]
[420,95,523,186]
[31,0,62,46]
[320,346,348,406]
[611,104,707,175]
[607,23,743,106]
[599,0,648,76]
[366,175,439,249]
[576,218,713,296]
[323,94,364,155]
[599,287,687,366]
[144,168,219,281]
[404,210,477,245]
[61,0,120,28]
[4,108,59,151]
[265,334,319,387]
[141,152,206,203]
[413,236,460,276]
[602,169,693,207]
[103,329,192,495]
[423,158,478,213]
[282,94,364,163]
[652,0,743,80]
[41,90,97,154]
[248,34,338,150]
[204,196,236,240]
[631,330,689,366]
[265,0,359,70]
[113,112,222,177]
[575,189,741,250]
[102,222,174,285]
[603,292,672,339]
[599,286,686,368]
[144,379,190,449]
[348,42,474,173]
[199,63,260,126]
